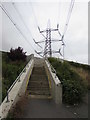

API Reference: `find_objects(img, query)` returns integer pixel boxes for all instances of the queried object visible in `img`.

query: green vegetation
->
[2,47,28,101]
[68,61,90,71]
[48,57,88,105]
[8,47,26,61]
[68,61,90,89]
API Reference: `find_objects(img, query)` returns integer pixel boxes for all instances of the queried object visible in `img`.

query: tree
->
[8,47,26,61]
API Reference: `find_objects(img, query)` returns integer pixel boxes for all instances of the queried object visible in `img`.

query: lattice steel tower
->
[44,20,52,57]
[35,20,63,58]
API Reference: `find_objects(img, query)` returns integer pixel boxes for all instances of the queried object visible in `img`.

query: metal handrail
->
[46,58,57,77]
[45,58,61,85]
[6,59,33,102]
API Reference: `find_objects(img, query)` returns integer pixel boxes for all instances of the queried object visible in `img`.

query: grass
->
[68,61,90,89]
[2,51,28,101]
[48,57,88,105]
[68,61,90,71]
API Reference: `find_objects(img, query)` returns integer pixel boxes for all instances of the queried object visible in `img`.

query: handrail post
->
[6,91,9,102]
[46,59,57,75]
[18,76,20,82]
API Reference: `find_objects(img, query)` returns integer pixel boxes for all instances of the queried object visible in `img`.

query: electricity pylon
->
[34,20,64,58]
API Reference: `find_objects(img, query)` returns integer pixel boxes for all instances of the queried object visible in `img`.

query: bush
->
[8,47,26,61]
[48,57,87,105]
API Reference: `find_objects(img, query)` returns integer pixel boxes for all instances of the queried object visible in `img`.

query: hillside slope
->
[1,51,30,101]
[48,57,89,105]
[68,61,90,89]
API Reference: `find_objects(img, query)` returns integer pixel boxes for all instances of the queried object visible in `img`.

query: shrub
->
[48,57,87,105]
[8,47,26,61]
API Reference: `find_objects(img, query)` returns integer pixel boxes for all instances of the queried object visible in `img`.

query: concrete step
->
[28,95,52,99]
[30,75,47,82]
[28,85,50,90]
[28,80,48,84]
[33,66,45,70]
[34,58,45,67]
[27,87,50,91]
[32,67,45,75]
[29,79,48,83]
[34,64,44,67]
[28,81,49,87]
[28,85,49,89]
[28,90,51,96]
[28,85,49,90]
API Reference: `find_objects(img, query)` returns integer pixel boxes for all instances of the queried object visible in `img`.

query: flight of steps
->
[27,58,51,99]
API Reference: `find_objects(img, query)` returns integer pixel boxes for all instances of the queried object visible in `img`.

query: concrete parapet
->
[44,60,62,104]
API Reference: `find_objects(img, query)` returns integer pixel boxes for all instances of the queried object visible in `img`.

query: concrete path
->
[21,98,88,118]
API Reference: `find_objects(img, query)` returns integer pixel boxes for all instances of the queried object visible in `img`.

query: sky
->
[0,0,89,64]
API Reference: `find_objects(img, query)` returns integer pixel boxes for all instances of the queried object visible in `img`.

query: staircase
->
[27,58,51,99]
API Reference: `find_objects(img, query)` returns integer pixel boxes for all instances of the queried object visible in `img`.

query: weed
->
[48,57,87,105]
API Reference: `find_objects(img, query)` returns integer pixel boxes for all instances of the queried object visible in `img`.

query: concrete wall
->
[0,59,34,119]
[44,60,62,104]
[0,52,2,105]
[26,54,34,62]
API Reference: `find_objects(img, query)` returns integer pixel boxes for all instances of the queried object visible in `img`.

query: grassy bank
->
[2,52,28,101]
[68,61,90,89]
[48,57,89,105]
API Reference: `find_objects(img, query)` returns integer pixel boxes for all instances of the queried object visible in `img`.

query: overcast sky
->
[0,0,89,64]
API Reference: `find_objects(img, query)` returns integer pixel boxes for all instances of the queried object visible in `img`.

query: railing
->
[45,58,62,104]
[6,59,32,102]
[45,58,57,78]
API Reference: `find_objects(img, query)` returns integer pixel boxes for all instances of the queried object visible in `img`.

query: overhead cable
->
[0,3,35,52]
[63,0,75,36]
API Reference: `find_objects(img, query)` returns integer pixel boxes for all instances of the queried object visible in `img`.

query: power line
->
[29,1,46,47]
[1,2,75,58]
[0,3,36,53]
[59,0,75,61]
[12,2,43,50]
[29,1,39,28]
[28,1,75,58]
[12,2,43,51]
[57,1,61,25]
[12,2,34,39]
[28,1,62,54]
[63,0,75,36]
